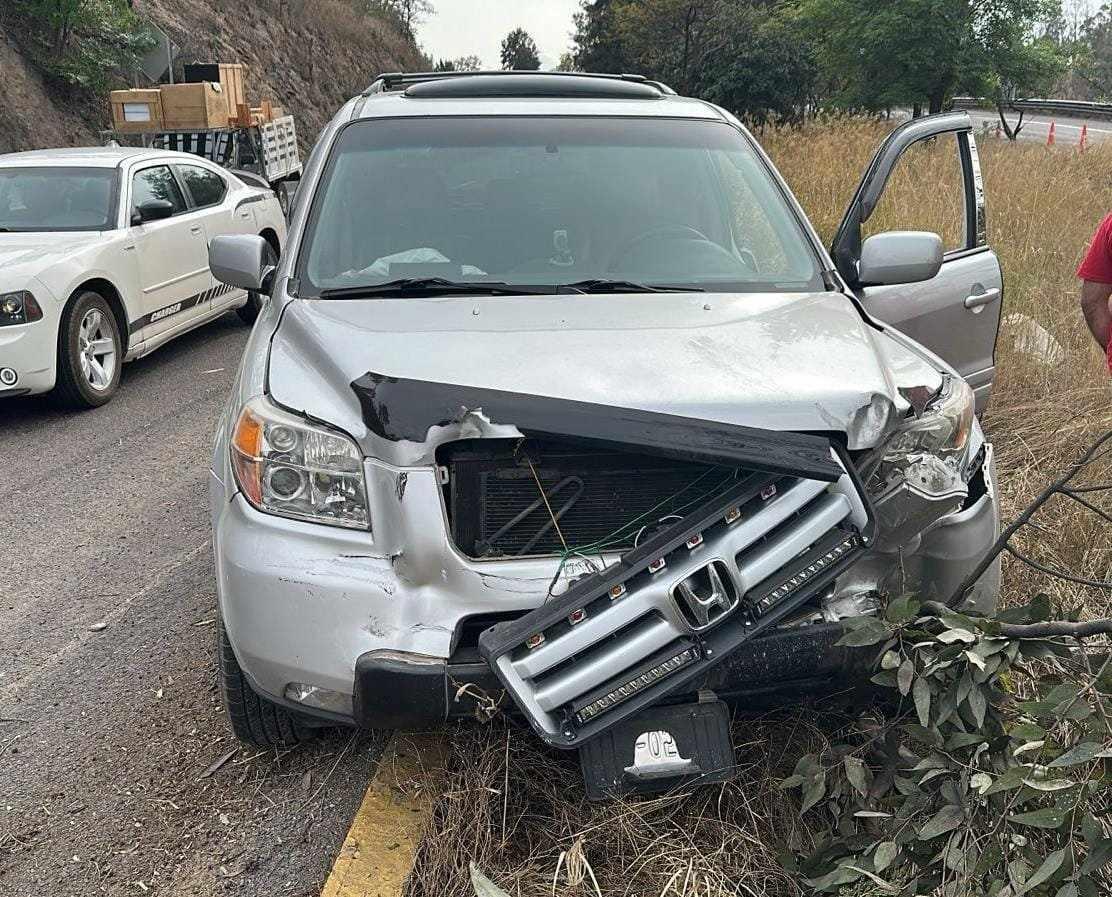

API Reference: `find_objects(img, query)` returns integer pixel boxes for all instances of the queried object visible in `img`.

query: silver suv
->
[208,73,1001,785]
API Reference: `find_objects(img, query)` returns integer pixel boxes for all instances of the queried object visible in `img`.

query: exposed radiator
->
[442,440,742,559]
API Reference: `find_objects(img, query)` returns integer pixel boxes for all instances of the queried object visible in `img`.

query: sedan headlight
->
[231,396,370,530]
[883,375,975,464]
[0,291,43,326]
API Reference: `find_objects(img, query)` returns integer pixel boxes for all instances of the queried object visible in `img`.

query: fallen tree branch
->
[921,601,1112,639]
[993,619,1112,639]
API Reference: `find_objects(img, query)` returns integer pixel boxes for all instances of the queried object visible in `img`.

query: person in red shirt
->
[1078,213,1112,374]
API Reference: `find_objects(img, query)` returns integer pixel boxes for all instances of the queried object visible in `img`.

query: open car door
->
[831,112,1002,412]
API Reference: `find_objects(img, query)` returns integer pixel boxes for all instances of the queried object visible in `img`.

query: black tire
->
[218,621,307,749]
[235,292,264,325]
[235,238,279,326]
[276,180,293,219]
[53,290,122,409]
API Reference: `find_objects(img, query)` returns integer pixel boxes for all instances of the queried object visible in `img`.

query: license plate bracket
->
[578,696,734,801]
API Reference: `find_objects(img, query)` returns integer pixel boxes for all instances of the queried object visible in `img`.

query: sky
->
[416,0,581,70]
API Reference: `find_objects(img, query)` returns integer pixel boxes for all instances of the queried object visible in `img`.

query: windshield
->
[299,117,822,295]
[0,167,118,232]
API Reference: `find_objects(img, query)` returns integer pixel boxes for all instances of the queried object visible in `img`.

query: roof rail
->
[362,70,675,97]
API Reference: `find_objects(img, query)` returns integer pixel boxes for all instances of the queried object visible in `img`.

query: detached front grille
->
[441,440,741,559]
[477,445,872,747]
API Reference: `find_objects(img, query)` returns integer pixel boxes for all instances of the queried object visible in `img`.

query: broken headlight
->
[884,375,975,465]
[231,396,370,530]
[867,375,977,546]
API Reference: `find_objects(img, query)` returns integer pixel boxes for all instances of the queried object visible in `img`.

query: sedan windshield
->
[0,167,117,232]
[299,117,822,295]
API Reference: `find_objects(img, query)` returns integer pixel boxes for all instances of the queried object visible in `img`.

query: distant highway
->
[964,107,1112,145]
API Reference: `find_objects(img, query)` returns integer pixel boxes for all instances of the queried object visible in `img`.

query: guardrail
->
[953,96,1112,121]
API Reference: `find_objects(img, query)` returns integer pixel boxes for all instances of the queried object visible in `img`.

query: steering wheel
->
[607,224,711,271]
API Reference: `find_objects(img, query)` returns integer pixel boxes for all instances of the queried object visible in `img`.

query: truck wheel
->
[218,621,308,749]
[276,181,293,218]
[53,291,122,409]
[236,240,279,326]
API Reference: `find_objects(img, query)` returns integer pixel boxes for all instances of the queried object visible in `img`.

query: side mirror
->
[209,234,277,293]
[857,231,943,286]
[132,199,174,225]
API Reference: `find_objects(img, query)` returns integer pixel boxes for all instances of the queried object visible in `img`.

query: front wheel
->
[218,621,309,749]
[53,291,122,408]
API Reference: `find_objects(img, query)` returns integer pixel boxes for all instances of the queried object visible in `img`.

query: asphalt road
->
[966,107,1112,144]
[0,313,381,897]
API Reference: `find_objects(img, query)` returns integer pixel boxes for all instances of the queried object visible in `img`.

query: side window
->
[132,166,187,217]
[178,165,227,208]
[863,134,967,254]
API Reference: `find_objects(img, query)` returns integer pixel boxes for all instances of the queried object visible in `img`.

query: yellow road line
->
[321,732,449,897]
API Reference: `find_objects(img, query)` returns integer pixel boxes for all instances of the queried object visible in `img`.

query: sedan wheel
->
[77,308,118,392]
[54,291,122,409]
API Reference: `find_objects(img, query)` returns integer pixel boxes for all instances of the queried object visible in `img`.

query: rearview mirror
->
[132,199,174,225]
[209,234,276,293]
[857,231,943,286]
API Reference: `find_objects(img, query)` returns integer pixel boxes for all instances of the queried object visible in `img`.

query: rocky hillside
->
[0,0,425,154]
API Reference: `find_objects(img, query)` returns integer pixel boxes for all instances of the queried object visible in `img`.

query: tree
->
[980,31,1063,138]
[800,0,1063,116]
[571,0,815,122]
[361,0,434,36]
[432,55,482,73]
[571,0,631,73]
[611,0,717,95]
[452,54,482,72]
[699,4,818,126]
[16,0,154,91]
[1069,8,1112,99]
[500,28,540,70]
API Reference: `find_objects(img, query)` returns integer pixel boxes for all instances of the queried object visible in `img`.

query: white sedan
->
[0,147,286,407]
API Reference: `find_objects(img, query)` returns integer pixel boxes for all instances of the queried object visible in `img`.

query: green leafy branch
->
[782,594,1112,897]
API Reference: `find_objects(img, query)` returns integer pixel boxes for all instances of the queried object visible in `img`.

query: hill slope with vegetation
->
[0,0,425,154]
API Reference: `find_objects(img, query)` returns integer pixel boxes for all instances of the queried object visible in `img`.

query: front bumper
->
[0,317,56,398]
[212,445,1000,732]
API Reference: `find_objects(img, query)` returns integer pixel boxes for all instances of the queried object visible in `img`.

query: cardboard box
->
[160,82,229,130]
[183,63,247,119]
[110,89,164,133]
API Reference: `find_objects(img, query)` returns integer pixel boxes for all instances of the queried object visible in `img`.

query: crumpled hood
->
[0,232,107,282]
[267,290,932,464]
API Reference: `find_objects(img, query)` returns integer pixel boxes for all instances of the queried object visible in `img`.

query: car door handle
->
[190,225,203,234]
[964,288,1000,309]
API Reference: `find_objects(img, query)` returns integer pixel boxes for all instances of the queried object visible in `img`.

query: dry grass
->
[405,119,1112,897]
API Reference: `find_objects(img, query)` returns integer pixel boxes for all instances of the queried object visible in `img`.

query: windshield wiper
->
[319,277,555,299]
[559,279,704,294]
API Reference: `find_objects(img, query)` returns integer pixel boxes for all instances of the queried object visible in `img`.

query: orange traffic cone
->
[1080,123,1088,152]
[1047,121,1056,146]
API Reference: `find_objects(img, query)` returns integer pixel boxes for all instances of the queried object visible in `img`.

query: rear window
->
[178,164,227,208]
[298,116,822,295]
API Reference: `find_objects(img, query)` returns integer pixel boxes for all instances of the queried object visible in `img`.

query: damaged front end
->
[347,373,883,747]
[345,368,997,753]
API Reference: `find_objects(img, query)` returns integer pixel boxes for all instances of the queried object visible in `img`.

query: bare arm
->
[1080,280,1112,350]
